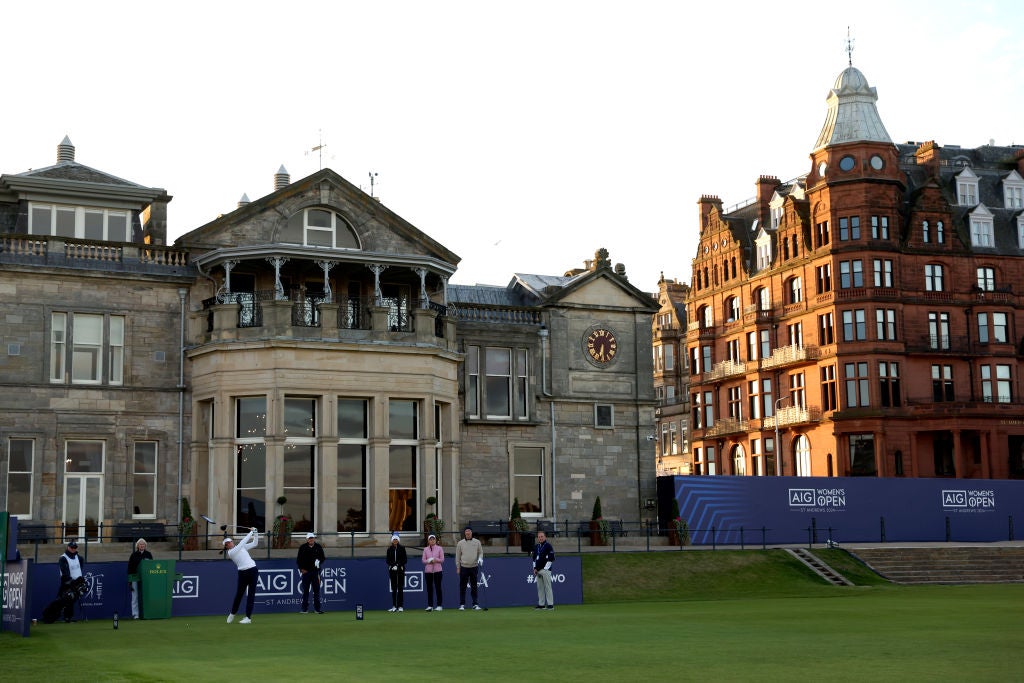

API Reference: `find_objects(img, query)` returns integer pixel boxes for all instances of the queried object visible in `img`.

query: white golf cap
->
[391,533,400,542]
[306,532,316,539]
[222,537,233,546]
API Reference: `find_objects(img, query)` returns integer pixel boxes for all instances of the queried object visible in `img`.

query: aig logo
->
[173,575,200,599]
[257,569,294,596]
[942,490,967,508]
[788,489,816,507]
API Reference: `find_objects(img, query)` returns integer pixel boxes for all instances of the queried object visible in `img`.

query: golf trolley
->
[42,576,89,623]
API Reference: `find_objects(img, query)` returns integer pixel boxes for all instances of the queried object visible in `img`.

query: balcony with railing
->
[762,405,822,430]
[0,233,192,276]
[701,359,747,383]
[704,417,748,437]
[760,344,820,370]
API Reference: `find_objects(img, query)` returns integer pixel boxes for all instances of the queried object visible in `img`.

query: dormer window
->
[1004,171,1024,209]
[29,202,131,242]
[1018,216,1024,249]
[956,168,979,206]
[969,205,995,248]
[281,208,360,248]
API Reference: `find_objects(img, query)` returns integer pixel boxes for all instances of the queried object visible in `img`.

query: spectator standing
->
[386,533,407,612]
[532,530,555,610]
[296,532,326,614]
[421,533,444,611]
[126,538,153,619]
[57,540,84,622]
[455,526,483,610]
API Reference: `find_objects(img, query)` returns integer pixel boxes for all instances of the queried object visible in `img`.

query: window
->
[879,362,901,407]
[726,339,740,363]
[702,346,713,375]
[993,312,1009,343]
[771,203,784,229]
[726,296,740,322]
[732,445,746,476]
[821,365,838,412]
[850,434,877,476]
[816,263,832,293]
[839,260,864,288]
[977,267,995,291]
[815,221,830,247]
[132,442,157,518]
[1004,171,1024,209]
[925,264,944,292]
[283,398,316,533]
[281,207,360,248]
[970,207,995,247]
[790,235,799,259]
[876,309,897,341]
[727,386,743,420]
[755,286,771,311]
[871,215,890,239]
[751,439,762,476]
[981,365,1012,404]
[698,391,714,429]
[236,397,267,530]
[29,202,131,241]
[595,404,614,428]
[748,379,762,419]
[50,312,125,385]
[788,277,802,304]
[819,312,835,345]
[759,330,771,360]
[689,346,700,374]
[746,331,758,361]
[925,220,945,244]
[512,446,545,515]
[978,313,989,343]
[957,168,978,205]
[842,309,867,341]
[787,322,803,348]
[664,345,674,371]
[6,438,34,517]
[337,398,368,532]
[844,362,870,407]
[795,435,811,477]
[790,373,805,409]
[699,305,713,328]
[839,216,860,241]
[936,221,945,244]
[928,312,950,350]
[466,346,530,420]
[756,241,771,270]
[873,259,893,288]
[389,399,418,532]
[932,365,954,402]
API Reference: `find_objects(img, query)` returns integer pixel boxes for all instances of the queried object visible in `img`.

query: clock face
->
[586,328,618,364]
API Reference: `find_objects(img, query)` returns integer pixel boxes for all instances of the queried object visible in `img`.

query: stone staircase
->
[787,548,853,586]
[851,546,1024,584]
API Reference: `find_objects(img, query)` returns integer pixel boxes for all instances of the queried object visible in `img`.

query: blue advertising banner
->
[2,559,32,637]
[29,554,582,621]
[669,476,1024,545]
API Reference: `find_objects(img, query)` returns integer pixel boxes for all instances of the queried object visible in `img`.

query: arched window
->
[281,208,360,248]
[698,305,713,328]
[732,444,746,476]
[787,276,803,304]
[754,287,770,312]
[725,296,740,322]
[795,434,811,476]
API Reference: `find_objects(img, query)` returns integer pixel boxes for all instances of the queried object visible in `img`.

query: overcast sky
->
[4,1,1022,292]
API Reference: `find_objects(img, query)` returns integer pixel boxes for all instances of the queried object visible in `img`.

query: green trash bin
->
[139,559,181,619]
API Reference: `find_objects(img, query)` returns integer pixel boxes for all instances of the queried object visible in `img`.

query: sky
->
[3,1,1022,292]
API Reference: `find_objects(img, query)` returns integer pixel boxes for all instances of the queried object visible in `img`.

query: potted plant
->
[667,498,690,546]
[589,496,609,546]
[424,495,445,543]
[272,496,294,549]
[179,497,198,551]
[508,498,529,546]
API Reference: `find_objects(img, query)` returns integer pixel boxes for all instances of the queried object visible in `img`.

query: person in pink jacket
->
[421,534,444,611]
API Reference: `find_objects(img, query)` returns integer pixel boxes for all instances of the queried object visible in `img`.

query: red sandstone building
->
[685,64,1024,480]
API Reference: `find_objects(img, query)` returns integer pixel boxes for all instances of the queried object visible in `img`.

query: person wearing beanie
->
[455,526,483,610]
[223,527,259,624]
[386,533,407,612]
[296,532,326,614]
[421,533,444,611]
[126,538,154,619]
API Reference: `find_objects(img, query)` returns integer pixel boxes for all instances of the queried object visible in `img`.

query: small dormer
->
[1003,170,1024,210]
[969,204,994,248]
[769,191,786,229]
[956,167,979,206]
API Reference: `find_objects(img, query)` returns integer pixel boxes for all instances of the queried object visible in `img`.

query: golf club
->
[200,515,256,533]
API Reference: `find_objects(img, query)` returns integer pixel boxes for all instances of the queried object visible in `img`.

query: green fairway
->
[4,553,1022,681]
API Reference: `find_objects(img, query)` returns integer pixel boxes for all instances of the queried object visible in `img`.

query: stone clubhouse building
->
[0,138,658,544]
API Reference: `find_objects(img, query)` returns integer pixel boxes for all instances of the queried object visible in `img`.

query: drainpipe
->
[539,326,556,517]
[177,288,187,524]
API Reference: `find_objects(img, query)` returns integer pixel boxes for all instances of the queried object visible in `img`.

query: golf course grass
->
[4,550,1021,681]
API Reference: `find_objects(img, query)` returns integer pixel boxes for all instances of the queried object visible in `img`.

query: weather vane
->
[846,26,855,67]
[368,171,379,199]
[306,129,328,170]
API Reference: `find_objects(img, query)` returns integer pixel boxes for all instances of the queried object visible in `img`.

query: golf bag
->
[41,577,88,623]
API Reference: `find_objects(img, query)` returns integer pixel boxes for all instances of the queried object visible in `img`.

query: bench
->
[573,520,627,537]
[113,522,168,543]
[18,524,50,544]
[466,520,508,542]
[535,520,558,537]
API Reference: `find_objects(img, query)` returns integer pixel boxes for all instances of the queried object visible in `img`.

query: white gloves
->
[314,559,320,569]
[477,558,484,567]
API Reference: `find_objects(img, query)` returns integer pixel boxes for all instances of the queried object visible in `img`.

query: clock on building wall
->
[584,327,618,365]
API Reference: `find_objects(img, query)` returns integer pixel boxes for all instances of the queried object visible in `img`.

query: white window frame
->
[969,205,995,248]
[956,168,979,206]
[6,438,35,518]
[510,444,546,517]
[132,441,158,519]
[1003,170,1024,209]
[337,398,369,534]
[925,264,945,292]
[977,267,996,291]
[50,312,125,385]
[29,202,131,241]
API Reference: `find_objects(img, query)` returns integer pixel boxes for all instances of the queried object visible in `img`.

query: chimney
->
[1015,149,1024,176]
[238,193,250,209]
[57,135,75,163]
[915,141,941,177]
[142,192,171,246]
[274,165,290,191]
[698,195,723,229]
[756,175,781,228]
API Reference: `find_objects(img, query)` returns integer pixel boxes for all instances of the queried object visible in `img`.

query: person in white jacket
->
[223,528,259,624]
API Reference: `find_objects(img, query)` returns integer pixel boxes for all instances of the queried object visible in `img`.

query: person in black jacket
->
[385,533,407,612]
[532,530,555,610]
[296,532,326,614]
[127,538,154,619]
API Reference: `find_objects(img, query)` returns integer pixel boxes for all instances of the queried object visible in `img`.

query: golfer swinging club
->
[224,527,259,624]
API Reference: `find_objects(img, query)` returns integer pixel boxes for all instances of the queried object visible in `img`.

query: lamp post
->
[774,395,791,477]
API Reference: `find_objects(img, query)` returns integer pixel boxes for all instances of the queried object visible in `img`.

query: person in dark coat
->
[127,538,154,619]
[57,540,85,622]
[385,533,407,612]
[296,532,326,614]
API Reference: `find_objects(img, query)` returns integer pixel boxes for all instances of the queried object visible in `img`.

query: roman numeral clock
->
[584,326,618,366]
